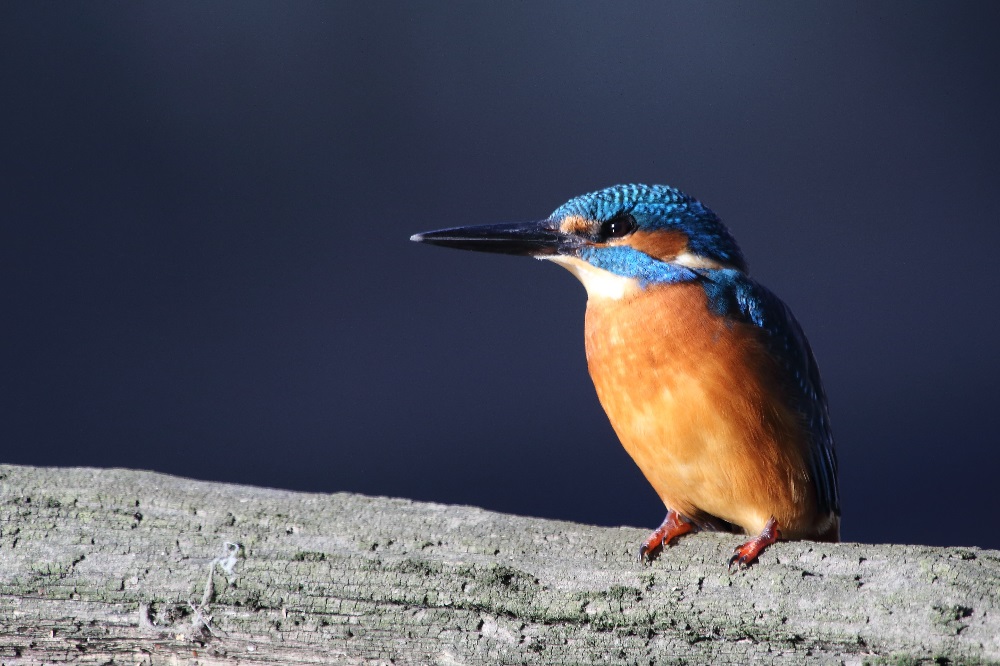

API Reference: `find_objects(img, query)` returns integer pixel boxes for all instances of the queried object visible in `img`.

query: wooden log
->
[0,464,996,664]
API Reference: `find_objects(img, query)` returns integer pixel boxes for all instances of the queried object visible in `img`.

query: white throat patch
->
[540,255,640,301]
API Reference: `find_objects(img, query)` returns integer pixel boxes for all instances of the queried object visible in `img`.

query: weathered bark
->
[0,465,996,665]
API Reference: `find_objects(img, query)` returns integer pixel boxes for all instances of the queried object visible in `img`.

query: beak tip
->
[409,233,424,242]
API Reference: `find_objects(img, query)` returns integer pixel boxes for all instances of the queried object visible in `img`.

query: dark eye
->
[600,213,636,240]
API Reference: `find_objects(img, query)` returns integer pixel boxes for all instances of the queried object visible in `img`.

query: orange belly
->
[585,282,830,539]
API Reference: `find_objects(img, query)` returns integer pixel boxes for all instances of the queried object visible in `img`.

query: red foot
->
[729,516,781,571]
[638,510,693,563]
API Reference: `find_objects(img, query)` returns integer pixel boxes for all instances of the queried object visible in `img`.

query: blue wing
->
[699,270,840,518]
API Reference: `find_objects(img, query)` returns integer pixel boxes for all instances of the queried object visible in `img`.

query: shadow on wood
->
[0,465,997,664]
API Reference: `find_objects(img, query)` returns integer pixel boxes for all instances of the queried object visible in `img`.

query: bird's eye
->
[600,214,636,240]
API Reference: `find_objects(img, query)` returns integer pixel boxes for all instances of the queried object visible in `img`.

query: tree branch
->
[0,464,996,664]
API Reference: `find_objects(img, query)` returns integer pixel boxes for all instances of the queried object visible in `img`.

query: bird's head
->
[411,184,747,299]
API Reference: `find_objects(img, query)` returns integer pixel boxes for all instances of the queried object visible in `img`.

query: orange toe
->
[639,509,693,563]
[728,516,781,571]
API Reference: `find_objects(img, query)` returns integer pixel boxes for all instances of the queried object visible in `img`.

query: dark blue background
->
[4,3,999,549]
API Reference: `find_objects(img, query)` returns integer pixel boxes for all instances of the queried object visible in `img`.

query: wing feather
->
[700,270,840,517]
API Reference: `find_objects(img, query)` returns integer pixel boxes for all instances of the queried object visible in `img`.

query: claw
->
[728,516,781,572]
[638,509,692,564]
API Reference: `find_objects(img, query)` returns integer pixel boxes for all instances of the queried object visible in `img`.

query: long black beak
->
[410,220,575,257]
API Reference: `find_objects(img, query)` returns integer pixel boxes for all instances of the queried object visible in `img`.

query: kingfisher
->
[411,184,840,568]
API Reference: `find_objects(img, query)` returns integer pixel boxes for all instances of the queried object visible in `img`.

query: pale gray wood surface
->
[0,464,996,665]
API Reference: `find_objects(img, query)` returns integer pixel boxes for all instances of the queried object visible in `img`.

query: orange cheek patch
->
[618,229,688,261]
[559,215,594,235]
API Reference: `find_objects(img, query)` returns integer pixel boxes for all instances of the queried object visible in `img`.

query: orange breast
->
[585,283,825,538]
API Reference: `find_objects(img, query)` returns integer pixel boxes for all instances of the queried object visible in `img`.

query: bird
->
[410,184,839,568]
